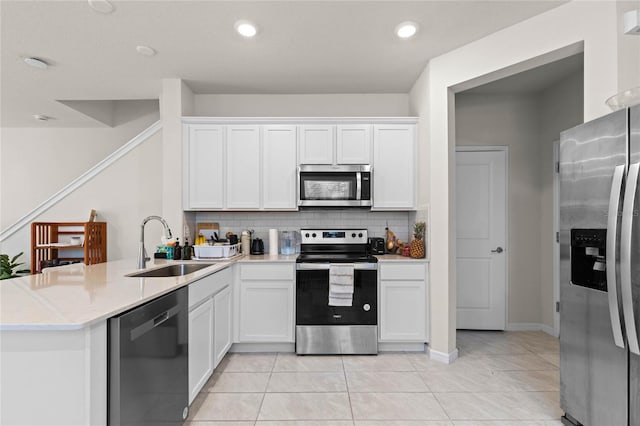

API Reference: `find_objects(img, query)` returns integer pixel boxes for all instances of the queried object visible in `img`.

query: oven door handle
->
[296,263,378,271]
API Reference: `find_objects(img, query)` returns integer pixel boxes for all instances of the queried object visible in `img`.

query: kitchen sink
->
[127,263,213,278]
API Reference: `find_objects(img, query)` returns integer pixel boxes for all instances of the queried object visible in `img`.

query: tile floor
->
[186,330,561,425]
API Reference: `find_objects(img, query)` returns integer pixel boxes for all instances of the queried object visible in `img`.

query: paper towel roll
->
[269,229,279,255]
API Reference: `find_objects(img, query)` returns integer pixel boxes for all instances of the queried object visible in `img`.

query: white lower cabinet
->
[238,263,295,342]
[188,267,233,404]
[188,298,214,404]
[213,285,232,367]
[379,262,428,342]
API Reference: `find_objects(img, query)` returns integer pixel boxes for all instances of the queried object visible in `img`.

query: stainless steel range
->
[296,229,378,355]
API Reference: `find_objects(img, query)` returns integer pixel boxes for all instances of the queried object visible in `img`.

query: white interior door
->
[456,148,507,330]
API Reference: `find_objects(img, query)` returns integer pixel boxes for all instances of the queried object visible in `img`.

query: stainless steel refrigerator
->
[560,104,640,425]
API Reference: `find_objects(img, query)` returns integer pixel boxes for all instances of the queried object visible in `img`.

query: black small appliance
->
[368,237,385,254]
[251,238,264,255]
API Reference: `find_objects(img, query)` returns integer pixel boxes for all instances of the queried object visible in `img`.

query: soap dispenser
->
[174,238,182,260]
[183,238,192,260]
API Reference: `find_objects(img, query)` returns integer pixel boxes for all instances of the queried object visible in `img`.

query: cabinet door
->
[188,299,214,404]
[336,124,371,164]
[226,125,261,209]
[373,124,416,210]
[263,125,298,210]
[379,280,426,342]
[239,281,294,342]
[299,125,334,164]
[213,286,232,368]
[184,124,224,209]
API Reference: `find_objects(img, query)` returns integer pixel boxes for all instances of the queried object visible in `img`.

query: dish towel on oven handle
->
[329,263,354,307]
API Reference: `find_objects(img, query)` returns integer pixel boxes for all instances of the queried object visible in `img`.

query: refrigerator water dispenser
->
[570,228,607,291]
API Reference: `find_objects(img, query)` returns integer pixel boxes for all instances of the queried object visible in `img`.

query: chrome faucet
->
[138,215,173,269]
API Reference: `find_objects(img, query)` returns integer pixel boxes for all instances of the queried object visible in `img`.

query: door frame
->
[455,145,509,330]
[553,140,560,336]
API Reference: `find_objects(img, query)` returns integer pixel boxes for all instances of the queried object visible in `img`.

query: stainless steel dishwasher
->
[109,286,189,426]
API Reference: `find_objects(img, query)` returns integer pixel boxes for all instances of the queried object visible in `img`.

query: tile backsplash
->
[192,210,411,254]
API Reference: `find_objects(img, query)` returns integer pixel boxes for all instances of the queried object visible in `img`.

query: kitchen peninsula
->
[0,254,428,426]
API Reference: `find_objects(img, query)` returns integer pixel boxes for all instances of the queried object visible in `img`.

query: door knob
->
[491,247,504,253]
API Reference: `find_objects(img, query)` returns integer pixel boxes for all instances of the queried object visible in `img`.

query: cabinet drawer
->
[189,267,233,308]
[380,263,426,281]
[240,263,294,281]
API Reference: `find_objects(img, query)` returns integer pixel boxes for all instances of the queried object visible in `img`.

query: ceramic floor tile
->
[408,353,486,372]
[346,371,429,392]
[434,391,561,420]
[350,392,449,420]
[342,354,415,371]
[190,392,264,421]
[267,372,347,392]
[453,421,562,426]
[274,353,344,372]
[185,422,255,426]
[206,372,270,392]
[258,392,352,420]
[418,369,505,392]
[478,355,558,371]
[218,353,277,372]
[537,353,560,368]
[257,422,354,426]
[496,370,559,392]
[354,422,453,425]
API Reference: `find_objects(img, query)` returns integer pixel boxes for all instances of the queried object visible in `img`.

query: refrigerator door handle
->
[607,164,626,348]
[621,162,640,355]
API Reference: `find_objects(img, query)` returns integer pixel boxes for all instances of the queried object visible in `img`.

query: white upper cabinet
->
[299,125,335,164]
[263,125,297,210]
[184,124,224,209]
[336,124,371,164]
[226,125,261,209]
[373,124,416,210]
[184,118,416,211]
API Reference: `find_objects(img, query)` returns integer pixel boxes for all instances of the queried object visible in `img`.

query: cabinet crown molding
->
[182,117,418,125]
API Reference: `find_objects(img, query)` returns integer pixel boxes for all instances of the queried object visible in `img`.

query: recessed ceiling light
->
[88,0,114,14]
[33,114,51,121]
[235,20,258,38]
[24,57,49,69]
[395,21,419,39]
[136,45,157,57]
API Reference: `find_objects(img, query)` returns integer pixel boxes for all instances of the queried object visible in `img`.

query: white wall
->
[193,94,410,117]
[0,131,164,268]
[410,0,621,356]
[0,104,159,230]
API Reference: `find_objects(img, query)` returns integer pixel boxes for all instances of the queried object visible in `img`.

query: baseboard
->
[230,342,295,353]
[428,347,459,364]
[378,342,426,352]
[507,322,558,337]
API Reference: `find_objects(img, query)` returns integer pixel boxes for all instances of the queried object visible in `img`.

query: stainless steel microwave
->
[298,164,372,208]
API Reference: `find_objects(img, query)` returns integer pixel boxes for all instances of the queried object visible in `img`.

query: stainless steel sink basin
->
[127,263,213,278]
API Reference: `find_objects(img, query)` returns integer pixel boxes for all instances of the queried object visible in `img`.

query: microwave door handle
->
[607,164,626,349]
[621,162,640,354]
[356,172,362,200]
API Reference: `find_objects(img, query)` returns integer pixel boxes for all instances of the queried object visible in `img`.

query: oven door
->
[295,262,377,325]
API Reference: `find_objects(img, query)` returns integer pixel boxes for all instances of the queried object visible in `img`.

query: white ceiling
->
[1,0,567,127]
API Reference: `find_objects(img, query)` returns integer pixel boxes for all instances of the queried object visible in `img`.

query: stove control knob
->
[305,233,310,238]
[312,233,317,238]
[363,304,371,312]
[358,233,363,238]
[352,233,356,238]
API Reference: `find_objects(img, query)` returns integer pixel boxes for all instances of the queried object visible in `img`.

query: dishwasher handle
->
[130,304,181,341]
